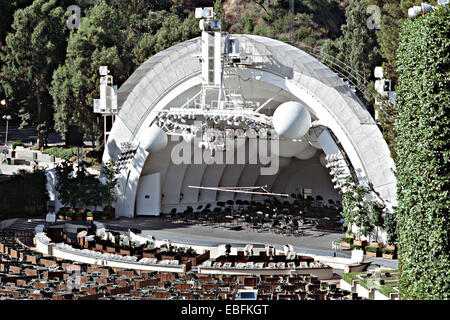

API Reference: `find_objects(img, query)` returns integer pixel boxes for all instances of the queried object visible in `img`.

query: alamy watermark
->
[367,5,381,30]
[169,126,282,176]
[66,5,81,30]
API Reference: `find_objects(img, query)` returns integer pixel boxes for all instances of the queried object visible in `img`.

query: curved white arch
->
[104,35,396,217]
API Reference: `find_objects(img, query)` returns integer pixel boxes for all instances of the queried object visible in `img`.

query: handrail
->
[293,42,376,106]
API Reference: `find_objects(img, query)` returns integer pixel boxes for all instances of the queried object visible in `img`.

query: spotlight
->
[409,3,436,20]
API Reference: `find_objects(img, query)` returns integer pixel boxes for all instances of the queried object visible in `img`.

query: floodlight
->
[0,99,6,106]
[409,3,436,19]
[374,66,383,79]
[99,66,110,76]
[408,6,422,19]
[421,3,436,15]
[209,19,222,30]
[195,7,215,19]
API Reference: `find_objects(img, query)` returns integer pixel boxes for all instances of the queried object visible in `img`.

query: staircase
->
[3,218,45,232]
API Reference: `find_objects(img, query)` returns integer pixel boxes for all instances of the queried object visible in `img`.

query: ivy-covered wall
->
[395,7,449,299]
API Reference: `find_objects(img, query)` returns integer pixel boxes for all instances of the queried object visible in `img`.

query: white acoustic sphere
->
[140,124,168,153]
[279,157,293,167]
[272,139,309,158]
[273,101,311,139]
[295,145,317,160]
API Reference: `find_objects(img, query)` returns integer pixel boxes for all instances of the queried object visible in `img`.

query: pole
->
[5,118,8,146]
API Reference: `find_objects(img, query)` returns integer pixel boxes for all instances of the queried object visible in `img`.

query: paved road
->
[0,125,63,146]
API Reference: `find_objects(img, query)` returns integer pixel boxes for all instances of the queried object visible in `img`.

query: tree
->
[54,161,77,209]
[321,37,345,73]
[339,0,382,88]
[339,177,375,240]
[1,0,69,147]
[51,3,200,148]
[214,0,230,31]
[50,1,126,148]
[0,166,48,218]
[384,210,397,245]
[100,159,118,209]
[394,6,450,299]
[368,200,385,242]
[367,0,436,83]
[55,160,111,211]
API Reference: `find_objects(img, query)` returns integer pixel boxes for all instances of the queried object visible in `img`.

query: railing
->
[293,42,376,108]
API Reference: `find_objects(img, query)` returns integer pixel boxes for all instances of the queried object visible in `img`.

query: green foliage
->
[54,161,107,211]
[339,0,382,90]
[350,244,362,250]
[382,247,395,254]
[340,237,353,244]
[367,0,439,83]
[339,177,372,237]
[1,0,69,147]
[342,269,399,295]
[394,6,450,300]
[365,246,379,253]
[378,283,398,298]
[0,167,48,219]
[11,140,23,150]
[100,159,118,208]
[384,211,398,245]
[368,200,385,242]
[50,2,200,148]
[43,147,76,161]
[376,98,398,159]
[50,1,126,148]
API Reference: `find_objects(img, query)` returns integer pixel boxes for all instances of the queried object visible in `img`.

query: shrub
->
[382,248,395,255]
[384,211,398,245]
[340,237,353,243]
[395,6,450,299]
[86,211,93,217]
[12,140,23,150]
[43,147,76,161]
[350,244,362,250]
[365,246,379,253]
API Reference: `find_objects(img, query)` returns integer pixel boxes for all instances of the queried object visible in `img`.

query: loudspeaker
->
[421,3,436,15]
[66,125,83,147]
[408,6,422,19]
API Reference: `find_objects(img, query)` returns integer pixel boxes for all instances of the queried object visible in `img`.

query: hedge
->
[0,169,48,219]
[395,7,450,299]
[340,237,353,243]
[43,147,77,161]
[365,246,379,253]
